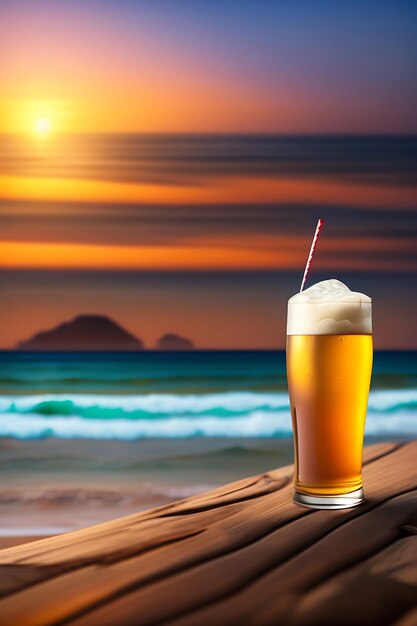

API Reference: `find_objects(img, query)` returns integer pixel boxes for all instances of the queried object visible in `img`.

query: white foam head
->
[287,279,372,335]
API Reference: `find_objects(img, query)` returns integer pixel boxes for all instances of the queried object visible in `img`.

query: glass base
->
[293,486,365,510]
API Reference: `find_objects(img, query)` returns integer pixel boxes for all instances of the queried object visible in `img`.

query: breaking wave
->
[0,390,415,439]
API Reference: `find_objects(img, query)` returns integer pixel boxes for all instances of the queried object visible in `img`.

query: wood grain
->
[0,441,415,626]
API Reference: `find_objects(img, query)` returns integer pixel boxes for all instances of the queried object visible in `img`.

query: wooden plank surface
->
[0,441,415,626]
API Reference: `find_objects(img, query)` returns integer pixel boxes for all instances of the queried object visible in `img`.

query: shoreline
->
[1,435,414,548]
[0,437,295,544]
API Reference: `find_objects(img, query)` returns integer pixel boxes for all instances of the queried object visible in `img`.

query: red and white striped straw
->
[300,218,324,292]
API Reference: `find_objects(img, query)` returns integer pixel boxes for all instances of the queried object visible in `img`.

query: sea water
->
[0,350,415,440]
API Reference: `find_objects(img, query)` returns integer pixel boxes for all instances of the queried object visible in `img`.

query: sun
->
[34,116,52,136]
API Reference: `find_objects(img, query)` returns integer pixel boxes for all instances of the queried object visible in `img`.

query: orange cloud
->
[1,174,416,209]
[1,236,415,272]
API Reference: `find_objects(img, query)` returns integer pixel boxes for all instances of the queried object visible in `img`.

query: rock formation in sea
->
[156,333,194,350]
[16,315,144,351]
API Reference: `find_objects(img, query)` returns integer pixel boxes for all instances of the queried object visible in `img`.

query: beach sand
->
[0,436,296,546]
[0,435,410,549]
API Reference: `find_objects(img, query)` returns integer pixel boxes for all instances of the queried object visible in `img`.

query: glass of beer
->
[286,279,373,509]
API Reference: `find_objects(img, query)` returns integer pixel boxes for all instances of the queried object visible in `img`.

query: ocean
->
[0,350,416,440]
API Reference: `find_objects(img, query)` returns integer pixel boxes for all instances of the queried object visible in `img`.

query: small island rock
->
[156,333,194,350]
[17,315,144,351]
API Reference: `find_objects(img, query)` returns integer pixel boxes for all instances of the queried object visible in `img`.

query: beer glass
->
[286,280,373,509]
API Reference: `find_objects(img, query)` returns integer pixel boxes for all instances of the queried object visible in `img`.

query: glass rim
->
[288,299,372,304]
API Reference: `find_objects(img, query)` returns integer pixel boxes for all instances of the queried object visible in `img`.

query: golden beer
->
[287,335,373,499]
[286,279,373,509]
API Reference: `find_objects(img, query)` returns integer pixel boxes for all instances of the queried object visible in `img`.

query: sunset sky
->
[1,0,416,349]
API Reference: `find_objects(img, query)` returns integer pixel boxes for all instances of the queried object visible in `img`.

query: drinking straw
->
[300,218,324,292]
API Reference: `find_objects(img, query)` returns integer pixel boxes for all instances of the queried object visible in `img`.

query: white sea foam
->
[0,390,415,439]
[0,391,289,415]
[0,410,293,439]
[287,279,372,335]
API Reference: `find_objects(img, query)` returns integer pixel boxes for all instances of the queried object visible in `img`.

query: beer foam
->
[287,279,372,335]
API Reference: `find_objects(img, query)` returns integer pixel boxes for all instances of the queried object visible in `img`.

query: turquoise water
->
[0,351,416,439]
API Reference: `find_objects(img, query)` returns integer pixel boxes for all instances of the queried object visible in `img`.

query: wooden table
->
[0,441,416,626]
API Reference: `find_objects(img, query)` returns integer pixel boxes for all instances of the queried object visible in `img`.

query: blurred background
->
[0,0,416,543]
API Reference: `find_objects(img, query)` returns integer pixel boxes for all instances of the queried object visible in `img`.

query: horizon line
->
[2,131,417,138]
[0,348,415,353]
